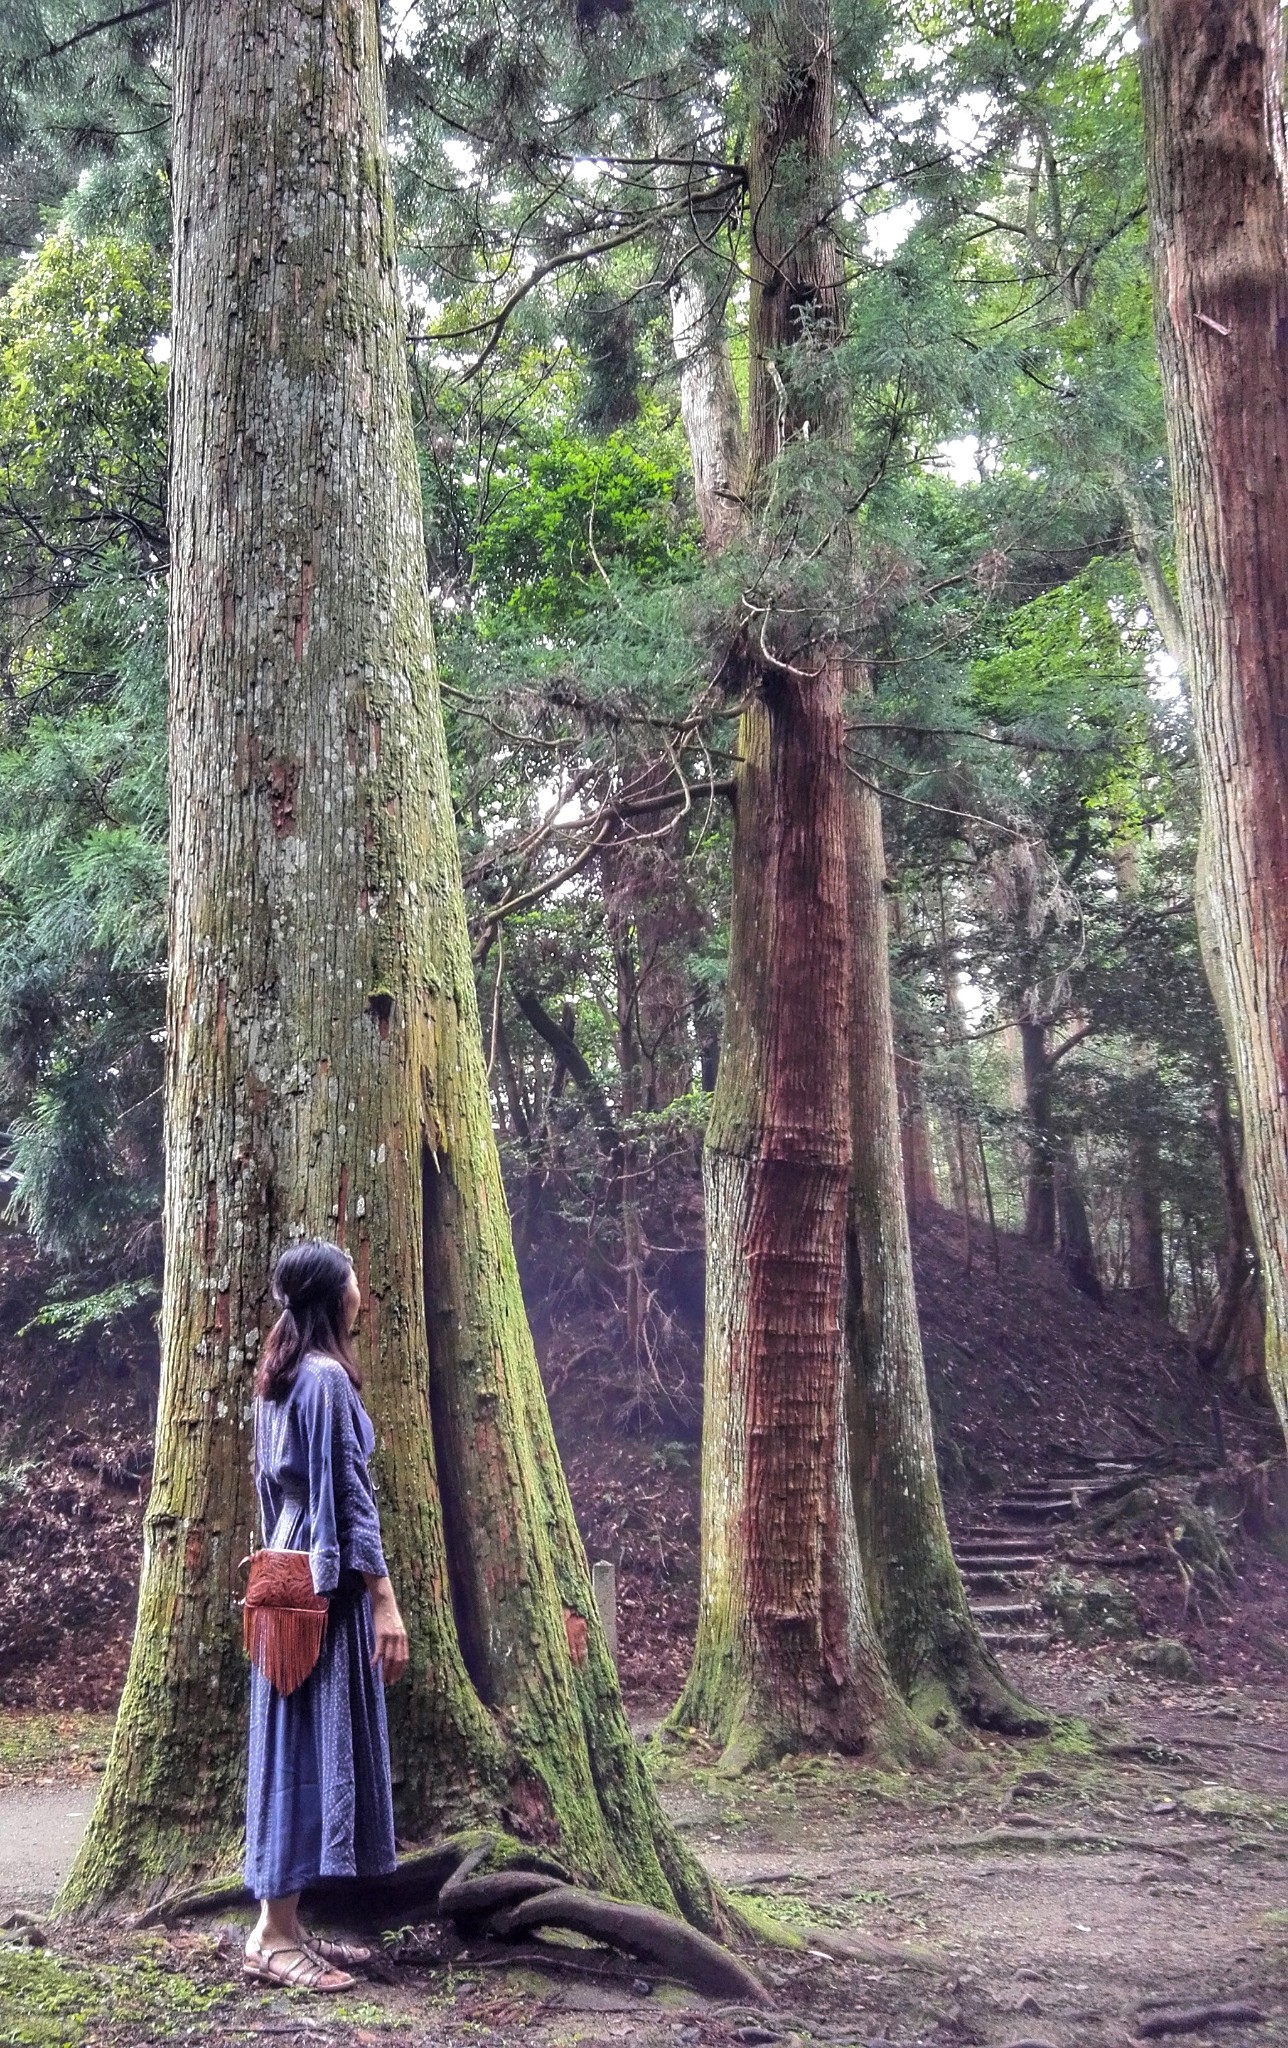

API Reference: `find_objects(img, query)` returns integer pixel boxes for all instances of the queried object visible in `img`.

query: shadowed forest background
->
[2,0,1288,2041]
[0,0,1280,1699]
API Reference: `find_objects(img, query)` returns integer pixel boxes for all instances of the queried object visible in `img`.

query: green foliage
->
[0,0,1247,1358]
[0,233,168,1268]
[0,233,168,563]
[0,571,166,1260]
[469,431,696,627]
[19,1274,157,1341]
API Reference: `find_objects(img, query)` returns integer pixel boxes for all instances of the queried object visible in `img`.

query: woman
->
[244,1239,409,1992]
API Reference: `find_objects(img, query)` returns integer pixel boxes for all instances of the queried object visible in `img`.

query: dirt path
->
[0,1785,93,1913]
[2,1652,1286,2047]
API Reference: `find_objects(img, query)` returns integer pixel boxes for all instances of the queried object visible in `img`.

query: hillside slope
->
[0,1208,1282,1710]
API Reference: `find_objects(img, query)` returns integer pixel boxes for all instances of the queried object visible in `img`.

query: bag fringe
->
[242,1550,329,1696]
[243,1602,329,1696]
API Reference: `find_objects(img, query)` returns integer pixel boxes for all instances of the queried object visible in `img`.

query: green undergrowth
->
[727,1883,886,1932]
[0,1936,405,2048]
[648,1713,1174,1852]
[653,1734,989,1822]
[0,1716,115,1787]
[721,1891,808,1950]
[0,1940,225,2048]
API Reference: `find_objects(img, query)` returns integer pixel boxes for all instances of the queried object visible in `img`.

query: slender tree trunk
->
[634,853,703,1110]
[1056,1156,1104,1307]
[895,1054,938,1218]
[65,0,711,1919]
[1108,838,1170,1314]
[1019,1016,1057,1249]
[669,264,746,552]
[845,778,1041,1731]
[1109,457,1188,669]
[672,0,912,1766]
[1194,1078,1258,1380]
[607,889,648,1371]
[1127,1134,1169,1313]
[1136,0,1288,1440]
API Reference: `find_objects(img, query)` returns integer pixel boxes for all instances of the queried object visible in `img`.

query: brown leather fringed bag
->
[242,1551,328,1696]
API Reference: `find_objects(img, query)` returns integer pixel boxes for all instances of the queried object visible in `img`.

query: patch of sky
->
[929,435,999,486]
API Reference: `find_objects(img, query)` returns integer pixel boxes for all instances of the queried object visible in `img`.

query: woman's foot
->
[243,1940,355,1993]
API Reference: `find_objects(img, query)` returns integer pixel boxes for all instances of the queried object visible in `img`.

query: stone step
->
[969,1599,1041,1622]
[994,1497,1077,1521]
[980,1629,1052,1652]
[954,1528,1058,1546]
[956,1541,1050,1557]
[1062,1550,1165,1570]
[1046,1467,1140,1484]
[960,1568,1041,1591]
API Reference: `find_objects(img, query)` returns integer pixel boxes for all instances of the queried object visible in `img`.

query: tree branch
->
[30,0,167,63]
[1047,1020,1096,1066]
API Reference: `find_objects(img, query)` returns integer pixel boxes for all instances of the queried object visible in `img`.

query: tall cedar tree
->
[665,8,1025,1744]
[845,774,1042,1729]
[1135,0,1288,1443]
[64,0,712,1916]
[671,0,919,1767]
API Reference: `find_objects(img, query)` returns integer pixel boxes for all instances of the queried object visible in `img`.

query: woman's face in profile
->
[342,1261,361,1333]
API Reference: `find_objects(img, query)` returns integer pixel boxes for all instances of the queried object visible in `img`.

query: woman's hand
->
[363,1575,409,1684]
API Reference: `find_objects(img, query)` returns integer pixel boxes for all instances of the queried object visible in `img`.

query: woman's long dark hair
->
[256,1239,361,1401]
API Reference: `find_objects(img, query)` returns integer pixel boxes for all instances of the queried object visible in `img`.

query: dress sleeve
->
[297,1363,388,1594]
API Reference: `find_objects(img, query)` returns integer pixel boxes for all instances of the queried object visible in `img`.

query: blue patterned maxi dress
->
[245,1353,398,1900]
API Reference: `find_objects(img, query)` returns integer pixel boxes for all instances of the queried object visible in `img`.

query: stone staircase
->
[953,1458,1154,1653]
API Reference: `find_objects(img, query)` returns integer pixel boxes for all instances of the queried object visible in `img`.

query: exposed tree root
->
[130,1833,771,2006]
[946,1649,1051,1737]
[486,1883,769,2003]
[436,1839,565,1921]
[1135,2003,1266,2038]
[931,1825,1194,1859]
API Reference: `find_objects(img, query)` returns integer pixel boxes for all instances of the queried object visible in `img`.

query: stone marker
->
[592,1560,618,1663]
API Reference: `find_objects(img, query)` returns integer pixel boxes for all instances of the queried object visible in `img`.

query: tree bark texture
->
[670,264,746,554]
[845,778,1034,1729]
[672,0,910,1766]
[678,666,901,1763]
[65,0,711,1920]
[1136,0,1288,1438]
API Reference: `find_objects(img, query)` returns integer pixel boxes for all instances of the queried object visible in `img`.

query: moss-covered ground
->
[0,1719,113,1791]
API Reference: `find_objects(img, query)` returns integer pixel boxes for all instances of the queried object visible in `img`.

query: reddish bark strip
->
[1136,0,1288,1437]
[674,0,908,1763]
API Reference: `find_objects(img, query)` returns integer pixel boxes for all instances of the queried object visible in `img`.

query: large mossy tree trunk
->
[1135,0,1288,1442]
[670,0,912,1769]
[64,0,711,1921]
[845,777,1042,1732]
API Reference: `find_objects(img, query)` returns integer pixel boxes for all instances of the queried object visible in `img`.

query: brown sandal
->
[243,1941,355,1993]
[306,1935,373,1970]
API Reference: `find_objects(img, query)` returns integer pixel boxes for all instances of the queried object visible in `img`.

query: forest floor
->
[3,1207,1288,2045]
[2,1645,1287,2047]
